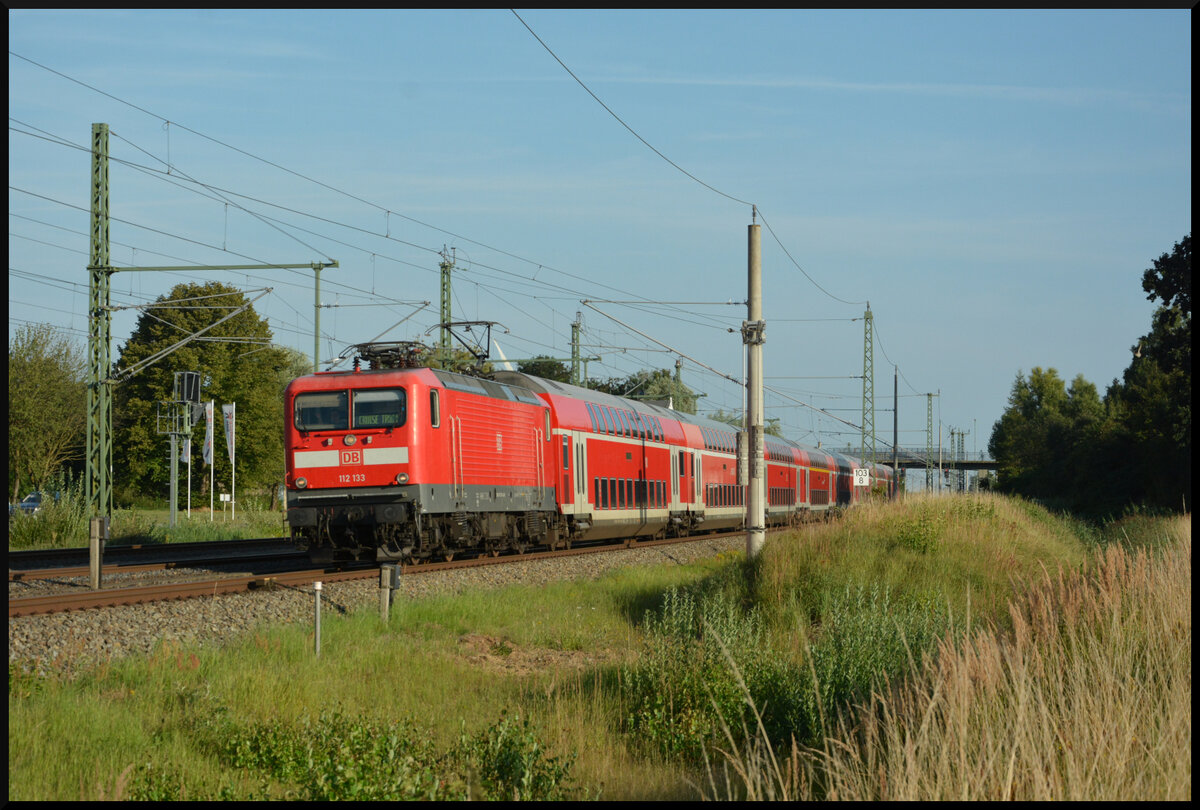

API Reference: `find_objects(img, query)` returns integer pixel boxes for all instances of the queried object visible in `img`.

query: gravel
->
[9,536,744,677]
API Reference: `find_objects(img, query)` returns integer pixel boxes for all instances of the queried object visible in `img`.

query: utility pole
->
[744,209,766,559]
[957,429,968,492]
[87,123,113,520]
[938,417,944,494]
[925,393,935,492]
[159,371,202,527]
[570,311,582,386]
[893,365,899,499]
[948,428,957,492]
[439,247,455,365]
[861,305,875,468]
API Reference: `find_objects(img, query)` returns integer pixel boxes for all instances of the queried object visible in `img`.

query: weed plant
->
[707,513,1192,801]
[619,493,1091,768]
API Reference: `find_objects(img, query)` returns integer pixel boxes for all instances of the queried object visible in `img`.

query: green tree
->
[989,234,1192,515]
[591,368,699,414]
[1109,233,1191,510]
[517,356,571,383]
[707,407,784,437]
[988,367,1073,500]
[112,282,290,505]
[8,323,86,500]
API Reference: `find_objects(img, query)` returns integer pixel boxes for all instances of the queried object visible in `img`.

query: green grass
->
[9,490,287,551]
[8,493,1187,800]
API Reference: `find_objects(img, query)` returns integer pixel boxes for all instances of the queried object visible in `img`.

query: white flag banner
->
[222,403,236,464]
[181,436,191,465]
[202,401,214,465]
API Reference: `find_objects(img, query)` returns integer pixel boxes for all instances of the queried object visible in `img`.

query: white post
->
[746,212,765,558]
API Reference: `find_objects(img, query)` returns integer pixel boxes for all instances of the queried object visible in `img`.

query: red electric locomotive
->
[283,348,893,563]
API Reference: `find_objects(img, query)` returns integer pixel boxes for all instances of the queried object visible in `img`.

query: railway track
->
[9,529,754,618]
[8,536,292,574]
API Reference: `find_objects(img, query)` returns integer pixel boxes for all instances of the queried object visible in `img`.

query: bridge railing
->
[834,446,995,465]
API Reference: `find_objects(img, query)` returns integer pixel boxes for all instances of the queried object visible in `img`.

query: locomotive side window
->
[352,388,406,429]
[294,390,348,432]
[430,389,440,428]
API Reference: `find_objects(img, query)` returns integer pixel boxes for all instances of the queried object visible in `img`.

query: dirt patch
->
[456,633,612,676]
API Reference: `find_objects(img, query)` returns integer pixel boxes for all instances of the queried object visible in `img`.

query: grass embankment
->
[8,494,1190,800]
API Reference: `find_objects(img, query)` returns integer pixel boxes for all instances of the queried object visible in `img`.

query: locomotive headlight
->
[363,436,373,444]
[344,434,357,446]
[395,472,409,484]
[296,477,308,489]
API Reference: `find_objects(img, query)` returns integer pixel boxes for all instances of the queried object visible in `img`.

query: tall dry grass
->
[711,514,1192,801]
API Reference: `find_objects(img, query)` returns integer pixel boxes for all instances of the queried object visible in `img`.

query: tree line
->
[988,234,1191,516]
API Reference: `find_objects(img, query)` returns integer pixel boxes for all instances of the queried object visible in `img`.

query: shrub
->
[177,708,577,800]
[621,571,953,764]
[8,470,89,550]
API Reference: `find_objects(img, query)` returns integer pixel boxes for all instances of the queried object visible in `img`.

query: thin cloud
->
[605,74,1188,115]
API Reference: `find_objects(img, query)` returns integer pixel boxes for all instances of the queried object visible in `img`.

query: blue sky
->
[8,10,1191,485]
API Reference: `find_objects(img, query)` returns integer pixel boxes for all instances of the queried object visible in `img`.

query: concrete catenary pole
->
[893,365,899,499]
[745,211,766,558]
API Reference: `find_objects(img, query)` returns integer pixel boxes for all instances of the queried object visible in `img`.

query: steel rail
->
[7,536,290,568]
[8,565,374,618]
[9,550,309,582]
[9,527,789,618]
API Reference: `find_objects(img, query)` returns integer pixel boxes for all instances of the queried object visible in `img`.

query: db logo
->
[340,449,363,465]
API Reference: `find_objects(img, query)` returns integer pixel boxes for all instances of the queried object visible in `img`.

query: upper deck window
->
[294,390,349,432]
[353,388,406,429]
[602,406,616,435]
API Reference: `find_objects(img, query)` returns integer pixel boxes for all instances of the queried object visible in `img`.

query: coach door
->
[564,430,588,516]
[677,450,694,507]
[635,426,649,535]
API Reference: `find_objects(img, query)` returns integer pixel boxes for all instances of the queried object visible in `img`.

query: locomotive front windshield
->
[294,391,349,431]
[293,387,406,432]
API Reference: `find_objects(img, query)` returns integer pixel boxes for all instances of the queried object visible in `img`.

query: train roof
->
[433,368,544,407]
[489,370,681,421]
[489,370,890,470]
